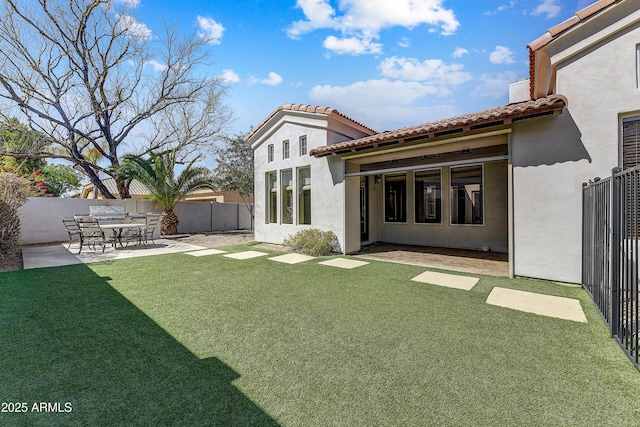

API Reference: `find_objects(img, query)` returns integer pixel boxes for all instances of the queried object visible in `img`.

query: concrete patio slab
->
[21,245,83,269]
[224,250,268,260]
[318,258,369,269]
[411,271,479,290]
[184,248,227,257]
[268,253,316,264]
[486,287,588,323]
[22,240,206,269]
[356,243,509,277]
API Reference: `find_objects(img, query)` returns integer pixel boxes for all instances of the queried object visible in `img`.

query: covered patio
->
[355,243,509,276]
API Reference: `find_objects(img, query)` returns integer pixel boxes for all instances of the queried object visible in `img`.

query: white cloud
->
[113,0,140,7]
[397,37,410,48]
[379,56,471,86]
[250,72,283,86]
[310,79,448,106]
[452,47,468,58]
[197,16,225,45]
[483,1,517,16]
[470,71,517,99]
[144,60,167,72]
[531,0,562,19]
[220,69,240,83]
[116,14,152,40]
[489,46,515,64]
[309,79,457,129]
[287,0,459,55]
[323,35,382,55]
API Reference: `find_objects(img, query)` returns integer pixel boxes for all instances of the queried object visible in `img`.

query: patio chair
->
[140,216,160,248]
[62,217,106,254]
[124,215,147,246]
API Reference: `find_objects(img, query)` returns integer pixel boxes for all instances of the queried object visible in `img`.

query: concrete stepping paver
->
[411,270,479,290]
[486,287,588,323]
[318,258,369,269]
[268,253,316,264]
[224,250,268,260]
[185,248,227,257]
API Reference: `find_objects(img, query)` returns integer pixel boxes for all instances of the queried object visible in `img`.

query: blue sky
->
[125,0,593,135]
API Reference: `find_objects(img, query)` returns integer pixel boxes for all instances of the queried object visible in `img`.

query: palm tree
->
[119,151,216,235]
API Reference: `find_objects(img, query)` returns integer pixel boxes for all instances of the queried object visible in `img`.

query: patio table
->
[98,223,146,249]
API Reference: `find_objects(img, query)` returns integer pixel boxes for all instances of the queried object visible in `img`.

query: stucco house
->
[248,0,640,284]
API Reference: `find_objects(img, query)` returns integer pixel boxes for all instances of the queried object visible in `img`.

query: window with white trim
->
[299,136,308,156]
[267,144,274,163]
[384,173,407,223]
[415,169,442,224]
[450,165,483,225]
[266,172,277,223]
[623,116,640,169]
[281,169,293,224]
[298,167,311,224]
[282,140,290,159]
[636,44,640,89]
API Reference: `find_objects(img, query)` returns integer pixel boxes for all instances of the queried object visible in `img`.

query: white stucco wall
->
[512,5,640,282]
[251,113,373,251]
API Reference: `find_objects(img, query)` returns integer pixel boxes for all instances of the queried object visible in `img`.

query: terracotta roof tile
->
[527,0,618,106]
[310,95,567,158]
[245,104,376,142]
[527,0,618,52]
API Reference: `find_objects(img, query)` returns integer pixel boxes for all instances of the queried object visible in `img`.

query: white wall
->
[512,4,640,282]
[251,112,373,252]
[18,198,252,245]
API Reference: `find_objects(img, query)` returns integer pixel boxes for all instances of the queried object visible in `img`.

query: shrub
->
[283,228,341,257]
[0,173,30,271]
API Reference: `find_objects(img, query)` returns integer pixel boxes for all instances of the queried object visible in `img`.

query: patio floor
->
[355,243,509,277]
[21,239,205,269]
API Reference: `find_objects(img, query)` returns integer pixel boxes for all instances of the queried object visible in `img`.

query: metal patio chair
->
[62,217,106,254]
[140,216,160,248]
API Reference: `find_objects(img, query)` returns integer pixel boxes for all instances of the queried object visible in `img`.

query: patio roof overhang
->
[309,95,567,158]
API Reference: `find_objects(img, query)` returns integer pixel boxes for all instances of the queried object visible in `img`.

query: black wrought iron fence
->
[583,167,639,370]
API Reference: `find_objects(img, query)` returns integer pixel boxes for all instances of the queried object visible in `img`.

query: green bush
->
[283,228,340,256]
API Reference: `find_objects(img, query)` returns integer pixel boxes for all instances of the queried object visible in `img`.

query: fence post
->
[611,167,622,338]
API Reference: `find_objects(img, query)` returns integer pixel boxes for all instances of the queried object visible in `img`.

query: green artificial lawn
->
[1,244,640,426]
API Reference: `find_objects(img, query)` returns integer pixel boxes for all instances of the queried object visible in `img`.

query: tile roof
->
[527,0,618,52]
[526,0,618,103]
[245,104,376,142]
[87,177,151,196]
[309,95,567,158]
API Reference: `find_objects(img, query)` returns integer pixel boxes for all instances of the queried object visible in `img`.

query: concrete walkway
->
[21,239,205,269]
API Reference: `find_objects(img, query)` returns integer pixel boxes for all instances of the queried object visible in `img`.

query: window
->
[415,169,442,224]
[299,136,308,156]
[267,144,274,163]
[267,172,277,223]
[281,169,293,224]
[384,173,406,222]
[282,140,290,159]
[450,165,483,225]
[636,44,640,89]
[298,167,311,224]
[622,116,640,169]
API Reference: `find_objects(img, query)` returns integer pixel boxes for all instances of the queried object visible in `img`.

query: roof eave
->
[310,96,567,158]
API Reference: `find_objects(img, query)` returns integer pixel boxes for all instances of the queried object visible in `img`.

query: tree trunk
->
[117,180,131,199]
[162,209,179,235]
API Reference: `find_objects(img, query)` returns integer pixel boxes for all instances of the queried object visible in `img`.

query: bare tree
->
[0,0,232,198]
